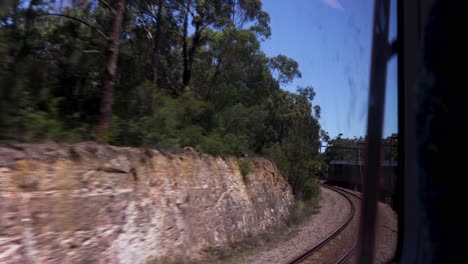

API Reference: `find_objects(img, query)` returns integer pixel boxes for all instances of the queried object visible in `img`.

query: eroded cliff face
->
[0,142,293,264]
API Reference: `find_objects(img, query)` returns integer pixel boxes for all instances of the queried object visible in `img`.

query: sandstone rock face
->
[0,142,293,264]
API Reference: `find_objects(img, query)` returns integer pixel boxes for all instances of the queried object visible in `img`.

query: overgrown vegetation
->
[288,193,320,226]
[284,178,321,226]
[0,0,326,197]
[237,159,251,181]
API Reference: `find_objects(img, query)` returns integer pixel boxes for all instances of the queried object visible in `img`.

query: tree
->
[0,0,324,200]
[268,54,302,85]
[97,0,128,140]
[178,0,271,87]
[324,136,363,162]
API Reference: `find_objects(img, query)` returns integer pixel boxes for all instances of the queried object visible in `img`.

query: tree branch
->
[78,48,102,54]
[98,0,116,14]
[40,13,109,40]
[166,0,195,17]
[137,18,153,39]
[133,0,158,21]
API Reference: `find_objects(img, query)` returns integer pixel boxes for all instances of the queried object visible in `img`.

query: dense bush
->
[0,0,324,198]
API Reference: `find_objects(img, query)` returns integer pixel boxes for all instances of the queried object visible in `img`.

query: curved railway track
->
[289,185,361,264]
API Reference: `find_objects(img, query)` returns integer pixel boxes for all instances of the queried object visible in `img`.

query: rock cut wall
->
[0,142,293,264]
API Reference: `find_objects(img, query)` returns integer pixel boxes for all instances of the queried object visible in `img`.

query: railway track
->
[289,185,361,264]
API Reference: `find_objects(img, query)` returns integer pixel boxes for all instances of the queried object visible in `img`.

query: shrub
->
[303,179,320,201]
[238,160,252,181]
[197,132,230,155]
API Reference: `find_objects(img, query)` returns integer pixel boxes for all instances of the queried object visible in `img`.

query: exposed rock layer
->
[0,142,293,264]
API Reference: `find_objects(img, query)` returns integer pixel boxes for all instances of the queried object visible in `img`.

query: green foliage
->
[0,0,325,199]
[268,54,302,84]
[303,179,320,201]
[238,160,252,181]
[324,136,365,162]
[287,189,320,226]
[197,132,230,155]
[294,182,320,221]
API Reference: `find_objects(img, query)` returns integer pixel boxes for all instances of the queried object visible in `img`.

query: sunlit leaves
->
[268,54,302,85]
[1,0,325,199]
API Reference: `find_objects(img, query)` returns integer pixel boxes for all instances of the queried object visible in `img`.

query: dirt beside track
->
[247,187,351,264]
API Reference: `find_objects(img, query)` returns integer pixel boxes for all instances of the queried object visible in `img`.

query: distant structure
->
[328,160,398,206]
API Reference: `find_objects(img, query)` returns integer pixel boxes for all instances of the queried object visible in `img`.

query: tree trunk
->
[14,0,35,64]
[184,20,202,86]
[152,0,164,84]
[181,0,191,87]
[97,0,127,140]
[207,56,223,99]
[12,0,20,28]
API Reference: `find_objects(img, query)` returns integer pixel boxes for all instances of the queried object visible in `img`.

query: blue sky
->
[261,0,398,139]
